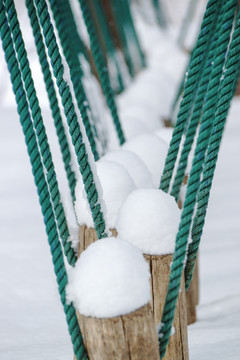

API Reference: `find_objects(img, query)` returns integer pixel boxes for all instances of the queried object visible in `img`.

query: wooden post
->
[77,226,189,359]
[144,254,189,360]
[78,226,118,256]
[186,256,199,325]
[77,303,160,360]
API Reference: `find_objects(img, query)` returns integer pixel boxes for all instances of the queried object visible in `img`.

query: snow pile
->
[75,160,136,228]
[155,127,173,145]
[120,113,150,140]
[119,104,162,132]
[116,189,180,255]
[101,150,154,189]
[122,134,168,187]
[66,237,151,318]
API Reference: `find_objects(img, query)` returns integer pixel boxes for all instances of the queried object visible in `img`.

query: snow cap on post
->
[75,160,136,228]
[116,189,180,255]
[122,134,168,187]
[101,150,154,189]
[66,237,151,318]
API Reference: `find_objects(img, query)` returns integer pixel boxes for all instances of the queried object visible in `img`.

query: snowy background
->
[0,0,240,359]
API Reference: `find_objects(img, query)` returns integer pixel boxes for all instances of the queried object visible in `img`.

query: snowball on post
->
[101,150,154,189]
[116,189,189,360]
[122,134,168,187]
[67,238,160,360]
[74,160,136,255]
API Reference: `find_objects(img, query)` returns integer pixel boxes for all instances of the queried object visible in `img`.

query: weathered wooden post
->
[69,238,160,360]
[116,188,190,360]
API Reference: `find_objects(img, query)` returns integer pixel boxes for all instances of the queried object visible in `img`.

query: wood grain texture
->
[144,254,189,360]
[186,256,199,325]
[78,226,118,256]
[78,304,160,360]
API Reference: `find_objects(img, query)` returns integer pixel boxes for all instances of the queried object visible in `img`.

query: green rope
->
[122,0,146,69]
[25,0,77,203]
[159,0,238,357]
[185,8,240,288]
[0,3,87,358]
[160,0,220,193]
[151,0,167,28]
[33,0,107,240]
[49,0,99,161]
[171,0,225,200]
[78,0,125,146]
[91,0,125,93]
[5,0,77,266]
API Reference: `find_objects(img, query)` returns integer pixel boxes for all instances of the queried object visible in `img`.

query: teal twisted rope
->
[160,0,219,193]
[159,1,237,357]
[151,0,167,28]
[185,9,240,288]
[5,0,77,266]
[171,0,224,200]
[78,0,125,146]
[108,0,136,77]
[34,0,107,240]
[49,0,99,161]
[0,4,87,358]
[25,0,77,203]
[91,0,125,93]
[123,0,146,69]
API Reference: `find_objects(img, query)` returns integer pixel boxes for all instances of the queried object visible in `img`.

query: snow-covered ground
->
[1,1,240,359]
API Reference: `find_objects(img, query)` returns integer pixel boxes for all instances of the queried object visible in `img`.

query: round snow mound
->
[155,128,173,145]
[75,160,136,228]
[122,134,168,187]
[102,150,154,189]
[66,237,151,318]
[116,189,180,255]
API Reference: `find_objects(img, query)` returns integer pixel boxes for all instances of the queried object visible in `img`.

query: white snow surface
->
[116,189,180,255]
[1,1,240,358]
[101,150,154,189]
[155,127,173,145]
[75,160,136,228]
[122,133,168,187]
[66,237,151,318]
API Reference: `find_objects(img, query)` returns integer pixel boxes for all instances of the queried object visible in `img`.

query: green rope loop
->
[49,0,100,161]
[159,0,238,357]
[25,0,77,202]
[91,0,125,93]
[185,9,240,288]
[5,0,77,266]
[33,0,107,240]
[160,0,219,193]
[78,0,126,146]
[0,3,87,358]
[171,0,225,200]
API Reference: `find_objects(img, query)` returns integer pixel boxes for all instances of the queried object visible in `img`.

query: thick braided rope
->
[122,0,146,69]
[108,0,136,78]
[49,0,99,161]
[25,0,77,203]
[171,0,225,200]
[0,4,87,358]
[78,0,125,145]
[5,0,77,266]
[33,0,107,240]
[185,11,240,288]
[91,0,125,93]
[159,1,237,357]
[160,0,219,193]
[151,0,167,28]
